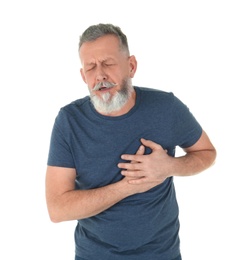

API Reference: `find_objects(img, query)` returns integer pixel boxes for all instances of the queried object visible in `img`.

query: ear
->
[129,55,137,78]
[80,68,87,83]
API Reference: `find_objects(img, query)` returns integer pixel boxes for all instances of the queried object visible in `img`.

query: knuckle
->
[132,164,139,170]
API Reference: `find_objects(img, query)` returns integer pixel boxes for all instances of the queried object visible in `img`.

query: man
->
[46,23,216,260]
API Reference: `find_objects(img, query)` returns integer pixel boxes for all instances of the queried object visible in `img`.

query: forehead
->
[79,35,124,63]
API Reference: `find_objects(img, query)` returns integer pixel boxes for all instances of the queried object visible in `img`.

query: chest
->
[68,114,175,190]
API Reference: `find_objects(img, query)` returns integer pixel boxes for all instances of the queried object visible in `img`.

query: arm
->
[45,166,132,223]
[118,130,216,184]
[46,145,154,223]
[172,130,216,176]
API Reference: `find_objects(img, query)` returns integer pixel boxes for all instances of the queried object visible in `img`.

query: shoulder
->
[137,86,174,100]
[136,86,177,108]
[54,96,90,124]
[63,96,90,112]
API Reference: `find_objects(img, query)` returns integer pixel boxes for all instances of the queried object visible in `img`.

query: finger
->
[121,170,144,178]
[118,162,141,171]
[131,145,145,164]
[121,154,144,162]
[136,145,145,155]
[120,145,145,162]
[127,177,147,184]
[140,138,163,150]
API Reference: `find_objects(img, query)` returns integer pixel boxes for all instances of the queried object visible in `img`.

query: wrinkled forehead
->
[79,35,127,64]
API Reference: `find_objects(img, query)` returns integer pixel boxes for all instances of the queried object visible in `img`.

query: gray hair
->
[78,23,130,55]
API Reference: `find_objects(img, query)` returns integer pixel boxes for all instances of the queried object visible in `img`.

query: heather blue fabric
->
[75,254,182,260]
[48,86,202,260]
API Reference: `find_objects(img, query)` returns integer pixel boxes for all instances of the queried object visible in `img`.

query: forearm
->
[48,179,131,223]
[171,149,216,177]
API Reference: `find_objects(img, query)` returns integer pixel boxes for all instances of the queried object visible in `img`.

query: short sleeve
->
[47,110,75,168]
[171,95,203,148]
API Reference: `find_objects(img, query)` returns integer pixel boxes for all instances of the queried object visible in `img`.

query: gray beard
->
[90,79,133,115]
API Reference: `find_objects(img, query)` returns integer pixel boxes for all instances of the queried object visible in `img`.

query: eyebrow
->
[85,62,96,67]
[85,58,115,66]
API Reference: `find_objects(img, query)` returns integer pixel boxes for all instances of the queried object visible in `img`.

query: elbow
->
[204,148,217,170]
[210,148,217,167]
[49,214,62,224]
[48,210,63,223]
[47,205,66,223]
[193,148,217,173]
[46,194,69,223]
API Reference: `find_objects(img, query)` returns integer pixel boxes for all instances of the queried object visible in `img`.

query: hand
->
[126,144,145,180]
[118,138,172,185]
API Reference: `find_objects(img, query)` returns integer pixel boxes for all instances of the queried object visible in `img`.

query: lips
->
[99,86,108,91]
[98,85,115,91]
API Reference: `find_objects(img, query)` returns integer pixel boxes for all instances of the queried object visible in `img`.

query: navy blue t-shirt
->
[47,86,202,260]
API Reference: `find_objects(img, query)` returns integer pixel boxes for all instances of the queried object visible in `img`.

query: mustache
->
[93,81,118,91]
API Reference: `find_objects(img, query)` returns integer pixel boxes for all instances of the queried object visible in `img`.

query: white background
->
[0,0,246,259]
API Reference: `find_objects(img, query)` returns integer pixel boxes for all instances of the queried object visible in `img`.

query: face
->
[79,35,137,115]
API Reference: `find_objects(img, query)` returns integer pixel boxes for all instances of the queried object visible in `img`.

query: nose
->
[96,67,107,82]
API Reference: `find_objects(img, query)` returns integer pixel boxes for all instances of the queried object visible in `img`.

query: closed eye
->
[85,65,96,72]
[104,63,115,66]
